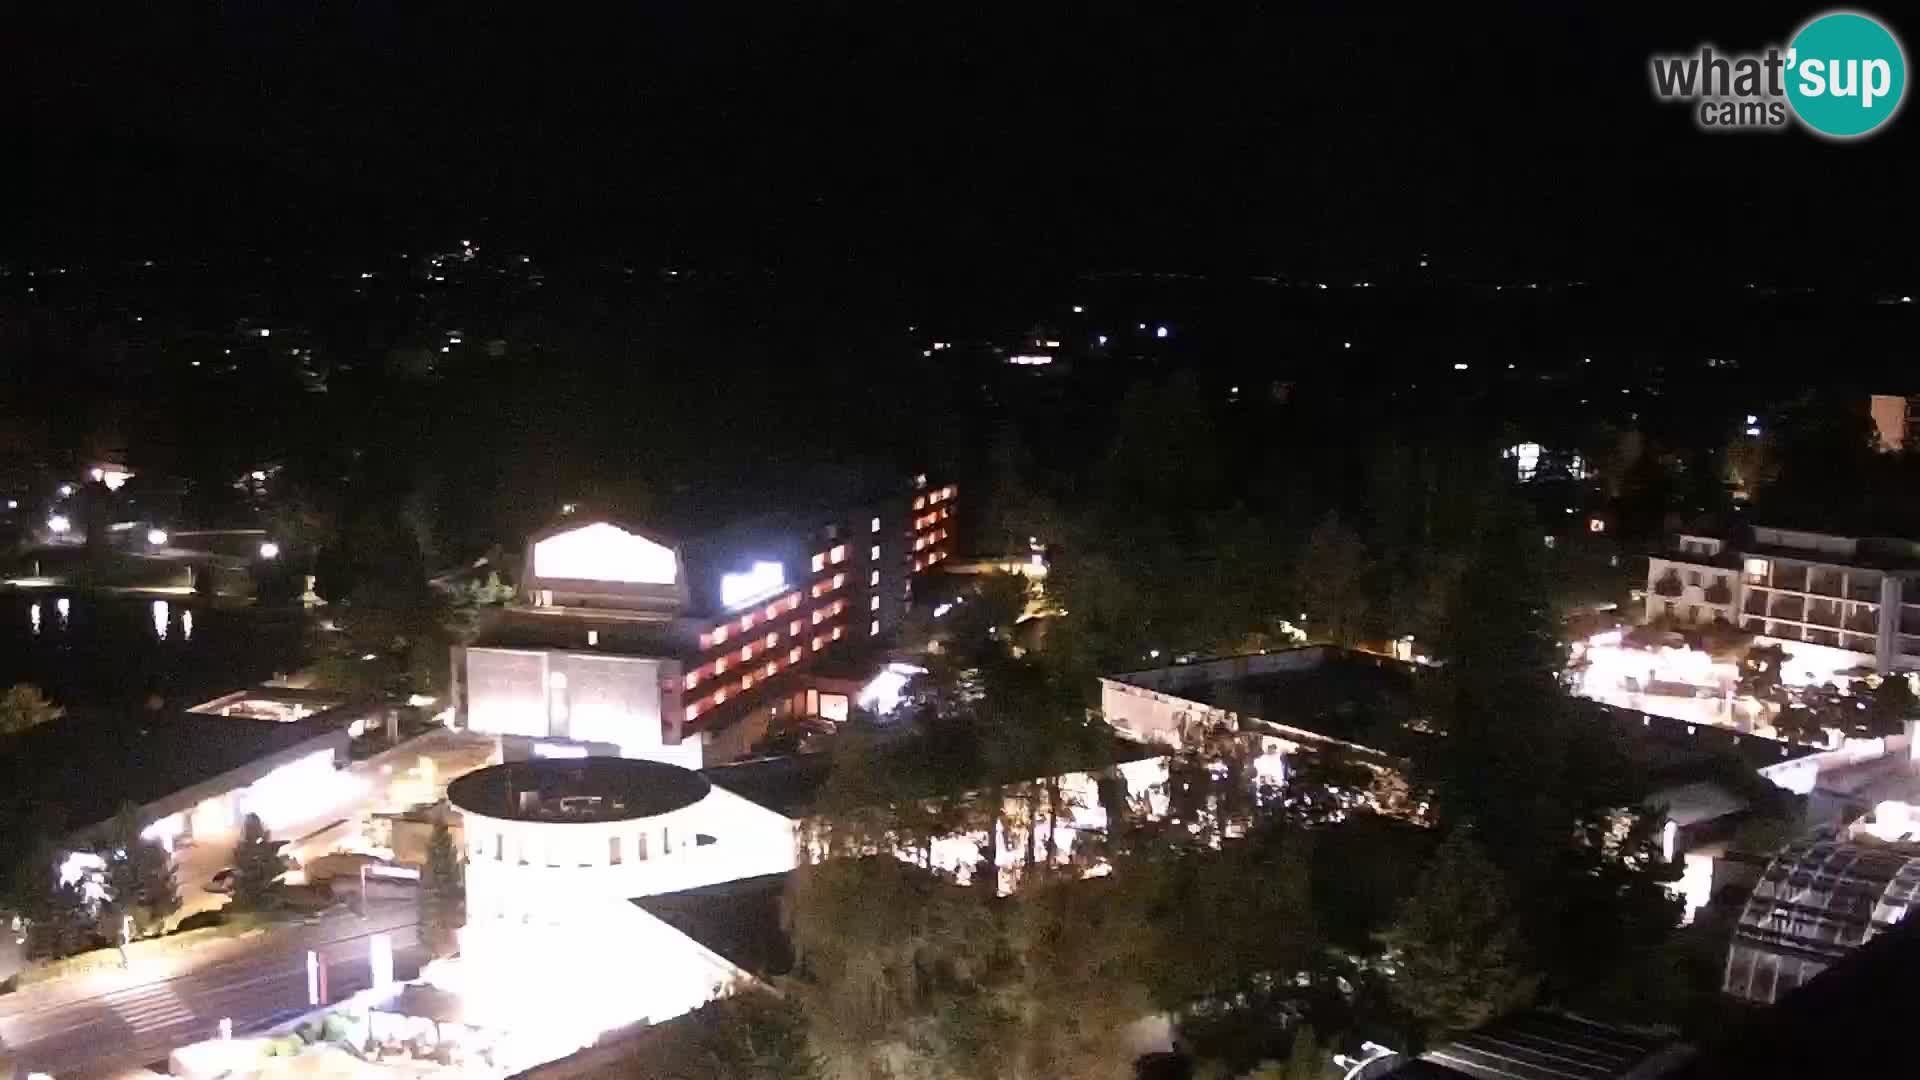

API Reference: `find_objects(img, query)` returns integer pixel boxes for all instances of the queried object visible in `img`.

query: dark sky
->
[23,3,1919,285]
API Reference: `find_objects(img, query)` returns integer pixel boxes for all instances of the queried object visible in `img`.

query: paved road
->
[0,908,425,1078]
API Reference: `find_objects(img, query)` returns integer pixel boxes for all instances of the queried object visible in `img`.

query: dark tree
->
[419,819,465,957]
[98,804,181,939]
[228,813,285,912]
[1859,676,1916,739]
[1375,830,1539,1045]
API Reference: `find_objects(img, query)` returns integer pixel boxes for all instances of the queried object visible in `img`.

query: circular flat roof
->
[448,757,711,823]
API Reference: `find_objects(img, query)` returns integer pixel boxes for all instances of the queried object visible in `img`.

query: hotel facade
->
[451,476,957,766]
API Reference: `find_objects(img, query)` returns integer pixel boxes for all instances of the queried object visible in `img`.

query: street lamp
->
[47,514,70,535]
[259,541,280,559]
[147,528,168,547]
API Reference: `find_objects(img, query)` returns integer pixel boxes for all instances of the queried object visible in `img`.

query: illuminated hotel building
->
[1646,526,1920,676]
[452,477,958,765]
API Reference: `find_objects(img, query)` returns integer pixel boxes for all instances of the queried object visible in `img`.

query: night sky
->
[25,4,1918,289]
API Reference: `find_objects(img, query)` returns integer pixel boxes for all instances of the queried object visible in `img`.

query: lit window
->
[812,636,824,651]
[813,609,826,625]
[833,572,846,589]
[832,626,843,641]
[789,619,802,635]
[870,516,881,533]
[765,631,778,647]
[684,672,699,691]
[914,559,924,572]
[739,614,753,632]
[870,620,880,636]
[712,625,728,645]
[811,553,826,573]
[685,705,699,723]
[716,656,729,674]
[789,646,801,663]
[869,545,880,561]
[913,496,926,510]
[764,662,776,678]
[870,595,880,611]
[714,689,728,704]
[830,545,847,564]
[870,570,880,586]
[741,675,753,691]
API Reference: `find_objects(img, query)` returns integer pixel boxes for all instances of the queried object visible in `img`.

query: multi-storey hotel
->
[451,475,957,766]
[1645,525,1920,675]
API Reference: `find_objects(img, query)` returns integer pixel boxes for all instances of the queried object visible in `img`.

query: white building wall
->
[458,789,797,925]
[1098,679,1238,747]
[1644,556,1740,626]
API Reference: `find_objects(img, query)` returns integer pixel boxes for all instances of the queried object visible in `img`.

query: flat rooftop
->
[1107,646,1417,747]
[448,758,712,822]
[701,731,1161,819]
[468,606,699,655]
[633,872,794,979]
[0,705,344,834]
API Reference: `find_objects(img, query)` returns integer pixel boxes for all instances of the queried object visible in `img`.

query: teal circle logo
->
[1786,11,1906,138]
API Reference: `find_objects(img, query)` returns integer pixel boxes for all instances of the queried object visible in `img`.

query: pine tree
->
[1376,830,1539,1044]
[419,820,464,957]
[228,813,285,911]
[99,804,181,939]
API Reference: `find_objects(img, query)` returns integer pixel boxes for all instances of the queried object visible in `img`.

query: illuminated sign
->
[721,560,786,610]
[533,523,678,585]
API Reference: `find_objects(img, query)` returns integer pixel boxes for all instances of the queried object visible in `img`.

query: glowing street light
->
[47,514,70,535]
[259,541,280,559]
[147,528,168,546]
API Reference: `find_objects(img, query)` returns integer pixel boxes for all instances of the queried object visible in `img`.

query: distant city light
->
[147,528,168,546]
[1453,362,1469,371]
[259,541,281,559]
[1008,355,1054,366]
[57,484,73,497]
[1343,341,1352,349]
[1097,335,1108,345]
[47,514,70,534]
[1155,325,1170,339]
[5,499,14,509]
[1071,305,1084,313]
[1746,414,1758,424]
